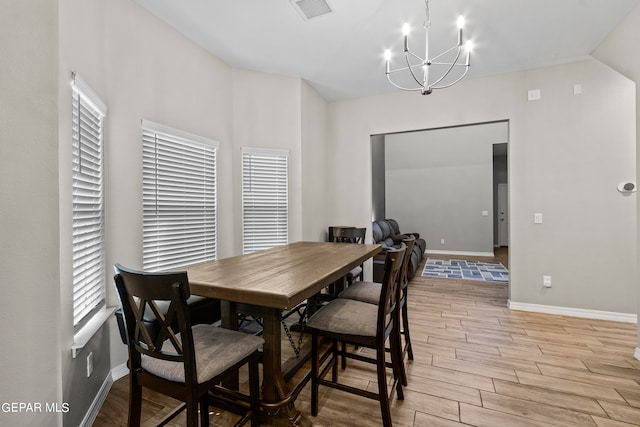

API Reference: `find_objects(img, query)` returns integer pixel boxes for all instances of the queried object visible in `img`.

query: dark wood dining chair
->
[331,226,367,287]
[113,264,264,427]
[289,226,368,331]
[305,244,406,427]
[337,237,416,385]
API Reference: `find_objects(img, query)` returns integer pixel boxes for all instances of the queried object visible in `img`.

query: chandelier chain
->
[424,0,431,29]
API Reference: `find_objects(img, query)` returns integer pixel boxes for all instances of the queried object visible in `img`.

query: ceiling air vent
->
[291,0,334,21]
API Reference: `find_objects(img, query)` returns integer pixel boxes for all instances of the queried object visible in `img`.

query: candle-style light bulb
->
[402,23,410,52]
[384,50,391,74]
[457,15,465,46]
[465,40,473,65]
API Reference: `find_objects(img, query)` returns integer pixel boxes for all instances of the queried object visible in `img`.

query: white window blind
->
[71,73,107,333]
[142,120,218,271]
[242,148,289,254]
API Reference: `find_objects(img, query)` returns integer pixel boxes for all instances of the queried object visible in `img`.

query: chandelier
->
[384,0,472,95]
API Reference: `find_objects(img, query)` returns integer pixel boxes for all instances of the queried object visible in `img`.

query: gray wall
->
[327,58,636,316]
[385,122,508,255]
[371,134,386,222]
[0,1,63,426]
[2,3,639,424]
[301,82,330,242]
[1,0,331,425]
[593,3,640,351]
[493,145,508,245]
[58,1,114,423]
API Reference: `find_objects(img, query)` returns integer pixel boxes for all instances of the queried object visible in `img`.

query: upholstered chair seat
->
[142,324,263,384]
[305,298,379,339]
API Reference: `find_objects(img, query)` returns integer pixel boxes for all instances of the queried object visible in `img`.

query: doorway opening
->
[494,142,508,248]
[371,120,509,270]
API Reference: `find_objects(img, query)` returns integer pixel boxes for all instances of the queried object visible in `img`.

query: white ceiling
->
[133,0,639,102]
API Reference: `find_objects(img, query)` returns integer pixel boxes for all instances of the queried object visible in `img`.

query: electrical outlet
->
[440,238,445,245]
[543,276,552,288]
[87,352,93,378]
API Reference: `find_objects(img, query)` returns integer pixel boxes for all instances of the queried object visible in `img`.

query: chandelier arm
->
[406,50,425,62]
[430,44,461,63]
[388,63,425,74]
[430,64,470,90]
[430,61,468,67]
[428,46,462,88]
[386,74,424,92]
[404,51,425,87]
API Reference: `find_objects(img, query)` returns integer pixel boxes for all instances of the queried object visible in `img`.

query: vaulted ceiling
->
[134,0,640,102]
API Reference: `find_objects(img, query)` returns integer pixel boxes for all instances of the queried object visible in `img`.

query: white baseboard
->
[80,371,114,427]
[79,364,128,427]
[508,300,638,323]
[635,347,640,361]
[426,249,495,257]
[111,363,129,381]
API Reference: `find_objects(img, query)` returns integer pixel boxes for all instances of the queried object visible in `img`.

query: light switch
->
[481,210,488,216]
[573,84,582,95]
[534,213,543,224]
[527,89,541,101]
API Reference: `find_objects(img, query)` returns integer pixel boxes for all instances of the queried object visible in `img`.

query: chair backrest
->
[398,237,416,291]
[377,244,406,337]
[387,219,401,236]
[114,264,197,381]
[332,226,366,244]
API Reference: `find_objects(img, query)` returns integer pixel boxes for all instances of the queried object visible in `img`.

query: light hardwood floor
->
[94,249,640,426]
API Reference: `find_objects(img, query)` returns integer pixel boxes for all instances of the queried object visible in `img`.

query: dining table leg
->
[219,302,311,426]
[220,300,240,390]
[261,307,281,402]
[261,307,312,426]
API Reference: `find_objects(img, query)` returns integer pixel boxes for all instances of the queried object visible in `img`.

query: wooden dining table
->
[183,241,381,425]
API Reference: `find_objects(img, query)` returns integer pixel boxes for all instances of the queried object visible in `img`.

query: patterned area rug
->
[422,258,509,283]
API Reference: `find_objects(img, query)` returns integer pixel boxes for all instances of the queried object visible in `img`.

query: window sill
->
[72,306,117,358]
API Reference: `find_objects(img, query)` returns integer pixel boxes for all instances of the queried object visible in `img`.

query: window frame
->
[71,72,107,335]
[141,120,219,271]
[241,147,289,254]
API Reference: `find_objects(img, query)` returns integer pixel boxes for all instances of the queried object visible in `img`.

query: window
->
[142,120,218,271]
[242,147,289,254]
[71,73,107,333]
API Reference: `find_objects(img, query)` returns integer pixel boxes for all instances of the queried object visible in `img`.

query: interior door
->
[498,183,509,246]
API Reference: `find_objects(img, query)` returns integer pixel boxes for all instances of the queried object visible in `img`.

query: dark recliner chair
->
[372,219,426,282]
